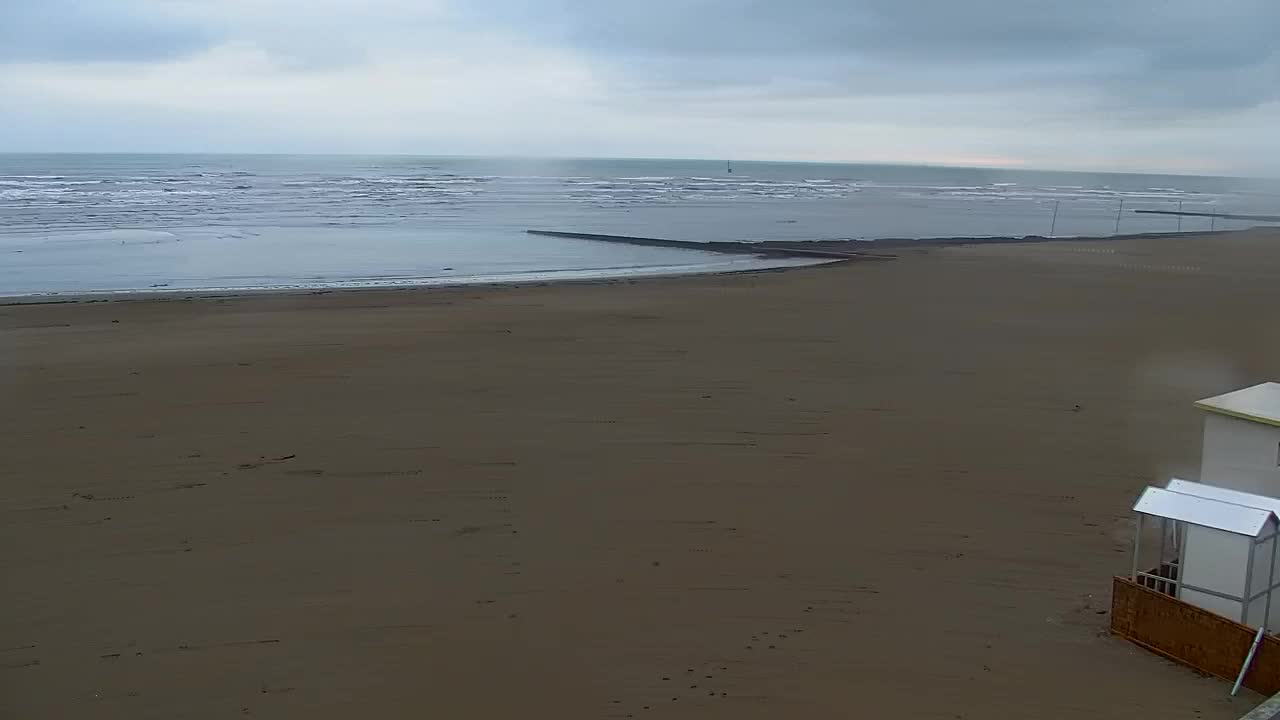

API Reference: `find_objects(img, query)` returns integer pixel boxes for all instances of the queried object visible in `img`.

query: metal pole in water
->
[1114,199,1124,235]
[1050,200,1060,237]
[1177,200,1183,232]
[1211,213,1217,232]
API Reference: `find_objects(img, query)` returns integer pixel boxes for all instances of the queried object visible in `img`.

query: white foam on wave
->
[52,229,181,244]
[492,175,591,181]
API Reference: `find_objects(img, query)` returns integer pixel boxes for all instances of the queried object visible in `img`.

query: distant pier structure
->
[1135,209,1280,223]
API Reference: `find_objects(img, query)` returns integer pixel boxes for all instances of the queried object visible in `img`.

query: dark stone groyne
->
[525,230,891,260]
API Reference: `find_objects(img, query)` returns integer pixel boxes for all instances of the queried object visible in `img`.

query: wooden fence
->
[1111,576,1280,695]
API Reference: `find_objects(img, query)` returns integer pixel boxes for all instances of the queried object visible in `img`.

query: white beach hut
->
[1131,480,1280,630]
[1196,383,1280,497]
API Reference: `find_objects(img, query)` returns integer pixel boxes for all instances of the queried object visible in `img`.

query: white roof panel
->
[1133,486,1274,536]
[1195,382,1280,428]
[1166,478,1280,517]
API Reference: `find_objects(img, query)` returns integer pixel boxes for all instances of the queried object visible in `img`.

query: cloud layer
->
[3,0,1278,174]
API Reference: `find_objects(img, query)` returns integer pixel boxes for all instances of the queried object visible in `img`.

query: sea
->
[2,154,1279,297]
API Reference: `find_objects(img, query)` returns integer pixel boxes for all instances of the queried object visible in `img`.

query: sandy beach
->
[4,230,1280,718]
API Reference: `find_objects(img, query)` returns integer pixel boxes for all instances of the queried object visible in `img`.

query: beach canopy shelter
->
[1131,481,1280,630]
[1196,382,1280,497]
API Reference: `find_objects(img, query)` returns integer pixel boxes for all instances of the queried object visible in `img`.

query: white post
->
[1266,533,1277,631]
[1159,517,1169,593]
[1176,521,1188,600]
[1243,540,1257,624]
[1232,626,1265,697]
[1132,514,1144,581]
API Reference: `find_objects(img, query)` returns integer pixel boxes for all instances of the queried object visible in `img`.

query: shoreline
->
[0,227,1251,306]
[0,258,843,307]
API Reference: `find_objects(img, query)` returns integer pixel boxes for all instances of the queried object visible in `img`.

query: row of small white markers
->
[1035,246,1201,272]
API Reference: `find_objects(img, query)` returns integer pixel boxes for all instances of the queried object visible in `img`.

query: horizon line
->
[0,150,1271,181]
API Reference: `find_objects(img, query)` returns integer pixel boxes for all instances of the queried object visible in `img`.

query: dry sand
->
[4,230,1280,718]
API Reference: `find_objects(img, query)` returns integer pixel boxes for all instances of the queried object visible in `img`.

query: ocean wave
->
[492,175,590,181]
[2,178,103,187]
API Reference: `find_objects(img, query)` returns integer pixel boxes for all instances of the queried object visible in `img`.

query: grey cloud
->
[0,2,393,71]
[4,0,1278,171]
[470,0,1280,115]
[15,0,1278,117]
[0,1,217,63]
[492,0,1275,62]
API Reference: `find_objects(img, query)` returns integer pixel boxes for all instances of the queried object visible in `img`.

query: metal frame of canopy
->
[1132,484,1280,628]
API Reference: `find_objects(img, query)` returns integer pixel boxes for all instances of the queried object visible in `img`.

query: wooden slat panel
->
[1111,576,1280,694]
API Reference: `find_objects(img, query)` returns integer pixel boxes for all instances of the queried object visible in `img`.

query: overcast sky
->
[2,0,1278,174]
